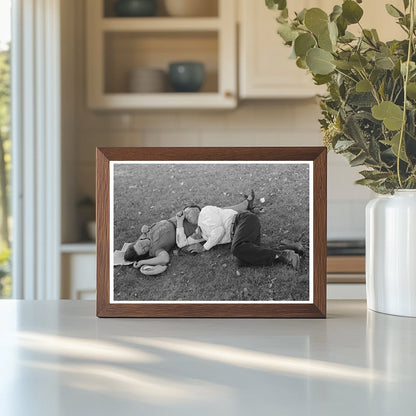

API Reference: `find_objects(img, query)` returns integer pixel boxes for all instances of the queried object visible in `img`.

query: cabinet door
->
[239,0,404,99]
[239,0,325,99]
[62,253,96,300]
[357,0,404,41]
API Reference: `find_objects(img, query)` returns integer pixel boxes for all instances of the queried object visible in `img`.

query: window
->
[0,0,11,298]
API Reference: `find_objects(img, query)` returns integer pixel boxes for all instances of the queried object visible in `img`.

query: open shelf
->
[61,243,96,254]
[101,17,221,31]
[87,0,236,109]
[91,92,234,109]
[104,31,218,94]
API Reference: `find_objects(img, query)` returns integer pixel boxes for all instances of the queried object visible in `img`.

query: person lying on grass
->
[123,192,256,269]
[176,205,303,270]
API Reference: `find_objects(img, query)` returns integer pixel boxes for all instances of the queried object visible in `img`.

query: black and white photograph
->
[110,161,313,303]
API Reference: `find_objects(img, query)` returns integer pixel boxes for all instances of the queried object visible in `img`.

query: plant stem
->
[334,68,358,84]
[397,0,415,188]
[358,69,381,104]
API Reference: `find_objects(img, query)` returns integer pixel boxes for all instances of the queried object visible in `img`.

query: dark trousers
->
[230,212,276,266]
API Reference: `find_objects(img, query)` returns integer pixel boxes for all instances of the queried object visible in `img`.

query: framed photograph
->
[96,147,327,318]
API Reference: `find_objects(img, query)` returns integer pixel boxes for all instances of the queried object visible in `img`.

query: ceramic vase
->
[366,190,416,317]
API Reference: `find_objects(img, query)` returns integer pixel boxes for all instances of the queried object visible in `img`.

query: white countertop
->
[0,300,415,415]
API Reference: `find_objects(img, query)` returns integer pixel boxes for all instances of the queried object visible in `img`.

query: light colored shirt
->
[177,206,238,251]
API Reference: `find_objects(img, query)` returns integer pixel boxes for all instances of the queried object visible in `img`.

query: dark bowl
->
[114,0,158,17]
[168,62,205,93]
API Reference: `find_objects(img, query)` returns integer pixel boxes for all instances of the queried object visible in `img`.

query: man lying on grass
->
[176,205,303,270]
[123,193,256,271]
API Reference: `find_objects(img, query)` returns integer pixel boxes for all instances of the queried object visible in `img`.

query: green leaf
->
[313,74,332,85]
[277,23,298,43]
[387,132,409,162]
[344,115,367,147]
[385,4,404,18]
[306,48,335,75]
[378,78,386,100]
[356,79,372,92]
[339,31,356,43]
[360,170,391,181]
[401,61,416,76]
[342,0,363,24]
[362,29,376,46]
[333,60,352,70]
[294,33,316,58]
[334,140,355,151]
[304,8,329,35]
[330,5,342,22]
[350,54,368,70]
[336,15,348,36]
[296,8,307,23]
[296,57,308,69]
[266,0,287,11]
[372,101,404,130]
[371,29,380,42]
[276,14,287,24]
[355,178,378,186]
[350,151,367,167]
[348,92,377,107]
[369,136,382,163]
[328,21,338,45]
[318,27,334,52]
[375,55,395,70]
[407,82,416,99]
[393,60,402,79]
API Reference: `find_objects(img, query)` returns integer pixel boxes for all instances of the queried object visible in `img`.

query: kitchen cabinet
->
[238,0,404,99]
[238,0,325,99]
[86,0,237,109]
[61,245,96,300]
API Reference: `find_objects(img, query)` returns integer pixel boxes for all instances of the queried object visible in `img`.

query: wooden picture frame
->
[96,147,327,318]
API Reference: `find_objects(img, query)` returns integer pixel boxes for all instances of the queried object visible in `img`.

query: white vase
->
[366,190,416,317]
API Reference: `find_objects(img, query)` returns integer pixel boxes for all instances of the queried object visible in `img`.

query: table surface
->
[0,300,415,416]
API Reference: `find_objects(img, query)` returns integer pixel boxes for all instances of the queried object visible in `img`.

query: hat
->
[140,264,168,276]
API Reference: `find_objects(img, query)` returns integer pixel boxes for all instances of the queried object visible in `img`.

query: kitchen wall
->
[61,0,374,243]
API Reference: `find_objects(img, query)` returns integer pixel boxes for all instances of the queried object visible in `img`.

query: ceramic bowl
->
[114,0,158,17]
[128,68,167,93]
[168,62,205,92]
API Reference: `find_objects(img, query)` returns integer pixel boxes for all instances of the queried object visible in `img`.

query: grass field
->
[113,163,310,302]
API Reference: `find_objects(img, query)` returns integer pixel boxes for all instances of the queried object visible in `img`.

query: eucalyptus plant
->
[266,0,416,193]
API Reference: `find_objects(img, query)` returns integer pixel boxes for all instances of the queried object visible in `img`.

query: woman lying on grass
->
[123,192,256,270]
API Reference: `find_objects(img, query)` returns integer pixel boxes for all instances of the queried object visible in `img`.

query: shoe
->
[244,189,255,211]
[278,241,305,255]
[278,250,300,270]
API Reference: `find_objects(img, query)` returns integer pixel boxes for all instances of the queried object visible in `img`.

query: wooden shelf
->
[61,243,96,253]
[89,92,235,110]
[101,17,221,32]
